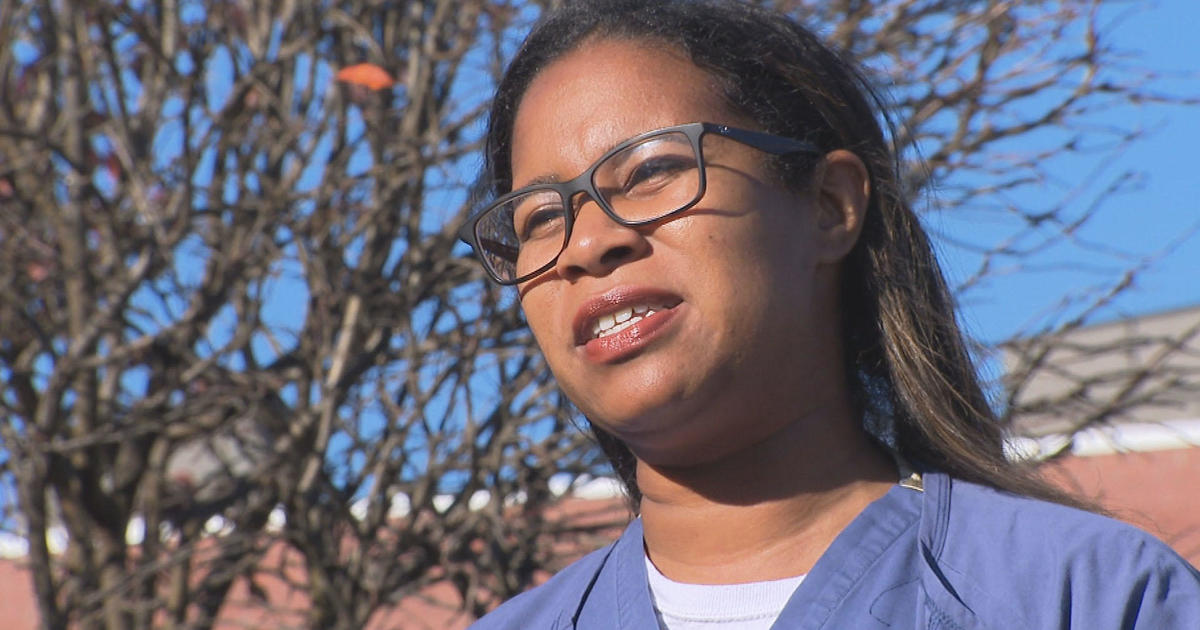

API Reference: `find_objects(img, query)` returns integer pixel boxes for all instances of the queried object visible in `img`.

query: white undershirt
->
[645,556,805,630]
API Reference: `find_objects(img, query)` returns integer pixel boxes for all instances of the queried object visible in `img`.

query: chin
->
[588,397,717,460]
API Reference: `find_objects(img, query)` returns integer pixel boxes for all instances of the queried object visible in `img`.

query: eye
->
[622,155,694,195]
[514,200,566,242]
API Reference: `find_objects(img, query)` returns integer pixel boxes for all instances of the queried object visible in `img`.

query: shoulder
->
[467,539,618,630]
[938,475,1188,568]
[925,474,1200,628]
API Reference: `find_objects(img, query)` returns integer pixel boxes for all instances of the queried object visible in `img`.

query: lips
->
[572,288,683,362]
[589,301,675,340]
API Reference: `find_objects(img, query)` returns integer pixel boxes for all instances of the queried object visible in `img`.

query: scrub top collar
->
[577,480,926,629]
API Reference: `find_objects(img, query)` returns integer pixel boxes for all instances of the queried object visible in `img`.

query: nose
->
[554,193,650,281]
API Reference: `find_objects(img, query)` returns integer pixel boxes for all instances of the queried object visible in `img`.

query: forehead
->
[510,38,740,186]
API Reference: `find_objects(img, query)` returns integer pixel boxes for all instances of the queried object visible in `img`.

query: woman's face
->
[511,38,859,466]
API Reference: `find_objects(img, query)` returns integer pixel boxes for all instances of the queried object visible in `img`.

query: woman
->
[457,1,1200,628]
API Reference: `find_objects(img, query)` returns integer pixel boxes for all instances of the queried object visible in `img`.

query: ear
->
[812,149,870,263]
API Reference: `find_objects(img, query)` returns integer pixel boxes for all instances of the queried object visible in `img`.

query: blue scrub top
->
[471,472,1200,629]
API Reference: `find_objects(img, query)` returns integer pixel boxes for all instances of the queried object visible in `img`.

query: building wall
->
[2,445,1197,628]
[0,558,38,629]
[1042,446,1200,566]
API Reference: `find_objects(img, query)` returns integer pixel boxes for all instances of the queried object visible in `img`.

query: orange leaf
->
[26,262,50,283]
[335,63,395,91]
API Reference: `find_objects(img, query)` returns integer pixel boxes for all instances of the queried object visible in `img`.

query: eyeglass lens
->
[475,130,702,282]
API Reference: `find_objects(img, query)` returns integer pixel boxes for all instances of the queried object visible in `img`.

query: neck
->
[636,411,896,584]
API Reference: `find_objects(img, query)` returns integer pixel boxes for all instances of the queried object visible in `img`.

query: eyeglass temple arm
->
[706,124,819,156]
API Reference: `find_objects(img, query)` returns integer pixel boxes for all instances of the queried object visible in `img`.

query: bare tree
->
[0,0,1193,628]
[0,1,611,628]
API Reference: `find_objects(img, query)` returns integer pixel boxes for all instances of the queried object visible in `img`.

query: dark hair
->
[484,0,1086,509]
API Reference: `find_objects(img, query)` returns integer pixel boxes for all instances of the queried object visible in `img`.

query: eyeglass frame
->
[458,121,820,285]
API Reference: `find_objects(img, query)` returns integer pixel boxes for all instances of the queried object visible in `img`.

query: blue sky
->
[173,0,1196,360]
[941,0,1199,345]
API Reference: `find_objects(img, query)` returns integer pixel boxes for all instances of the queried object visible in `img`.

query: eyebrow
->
[509,130,676,192]
[512,173,562,191]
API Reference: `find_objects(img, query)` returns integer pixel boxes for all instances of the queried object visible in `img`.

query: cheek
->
[519,285,582,387]
[690,215,788,286]
[699,214,821,334]
[519,290,558,347]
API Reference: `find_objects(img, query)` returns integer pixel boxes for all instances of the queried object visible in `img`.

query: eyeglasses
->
[459,122,819,285]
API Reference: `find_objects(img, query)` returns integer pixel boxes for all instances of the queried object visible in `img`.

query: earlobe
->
[814,149,870,263]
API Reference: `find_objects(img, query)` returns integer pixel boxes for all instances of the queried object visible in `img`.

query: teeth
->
[590,303,669,339]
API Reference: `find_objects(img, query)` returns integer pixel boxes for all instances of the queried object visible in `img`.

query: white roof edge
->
[0,477,629,561]
[1005,417,1200,461]
[0,532,28,559]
